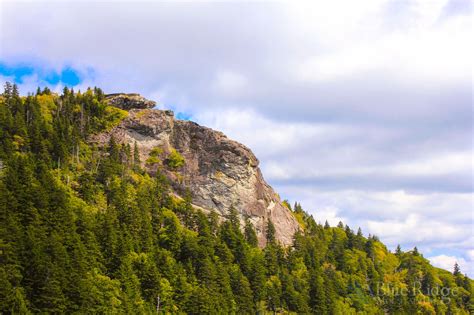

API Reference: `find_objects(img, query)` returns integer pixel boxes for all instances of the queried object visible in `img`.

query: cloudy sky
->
[1,0,472,275]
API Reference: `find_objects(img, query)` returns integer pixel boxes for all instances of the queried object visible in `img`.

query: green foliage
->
[244,218,258,247]
[99,105,128,131]
[145,155,160,166]
[166,148,185,170]
[265,219,276,244]
[292,210,307,230]
[0,83,471,314]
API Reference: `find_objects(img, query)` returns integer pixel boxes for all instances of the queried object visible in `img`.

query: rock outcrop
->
[105,93,156,110]
[91,94,300,247]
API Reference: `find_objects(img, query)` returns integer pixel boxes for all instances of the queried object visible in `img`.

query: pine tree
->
[266,219,276,244]
[244,218,258,247]
[133,141,141,171]
[265,275,282,313]
[395,244,402,256]
[230,266,254,314]
[453,262,461,276]
[353,227,364,250]
[249,252,266,304]
[309,267,327,314]
[345,225,355,249]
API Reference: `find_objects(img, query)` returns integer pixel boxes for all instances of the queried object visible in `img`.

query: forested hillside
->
[0,83,472,314]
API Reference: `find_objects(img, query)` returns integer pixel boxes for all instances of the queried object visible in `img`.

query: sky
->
[0,0,472,276]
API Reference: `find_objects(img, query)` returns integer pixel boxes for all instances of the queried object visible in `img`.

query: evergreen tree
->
[230,266,254,314]
[133,141,141,171]
[395,244,402,256]
[244,218,258,247]
[266,219,276,244]
[309,267,327,314]
[453,262,461,276]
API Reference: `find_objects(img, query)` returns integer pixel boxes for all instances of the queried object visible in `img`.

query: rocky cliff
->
[91,93,300,246]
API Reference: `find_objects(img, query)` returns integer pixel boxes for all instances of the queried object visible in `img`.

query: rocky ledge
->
[105,93,156,110]
[91,94,300,246]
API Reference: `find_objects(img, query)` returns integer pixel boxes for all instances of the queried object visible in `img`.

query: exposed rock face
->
[91,95,300,246]
[105,93,156,110]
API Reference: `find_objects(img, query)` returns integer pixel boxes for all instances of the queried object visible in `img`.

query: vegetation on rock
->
[166,148,185,170]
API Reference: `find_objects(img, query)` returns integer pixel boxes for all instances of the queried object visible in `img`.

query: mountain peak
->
[91,105,300,246]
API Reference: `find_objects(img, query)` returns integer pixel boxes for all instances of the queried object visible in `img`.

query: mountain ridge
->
[91,93,300,247]
[1,84,471,314]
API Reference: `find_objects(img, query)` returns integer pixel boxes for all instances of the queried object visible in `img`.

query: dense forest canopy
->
[0,83,472,314]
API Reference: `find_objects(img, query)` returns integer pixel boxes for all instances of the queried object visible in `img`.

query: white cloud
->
[212,70,247,95]
[389,152,472,176]
[428,255,472,277]
[289,0,471,83]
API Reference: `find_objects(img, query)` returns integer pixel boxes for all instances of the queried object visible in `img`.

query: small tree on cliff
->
[266,219,276,244]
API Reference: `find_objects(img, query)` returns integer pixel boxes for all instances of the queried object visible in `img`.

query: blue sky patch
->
[0,62,82,86]
[176,112,192,121]
[60,67,81,86]
[44,70,61,85]
[0,62,34,83]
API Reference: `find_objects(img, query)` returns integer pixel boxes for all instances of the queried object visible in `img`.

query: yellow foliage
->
[167,149,185,170]
[36,94,56,124]
[373,242,388,261]
[417,300,436,315]
[292,211,306,230]
[145,155,161,165]
[149,147,164,157]
[129,172,142,184]
[13,135,26,150]
[282,200,291,210]
[103,106,128,131]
